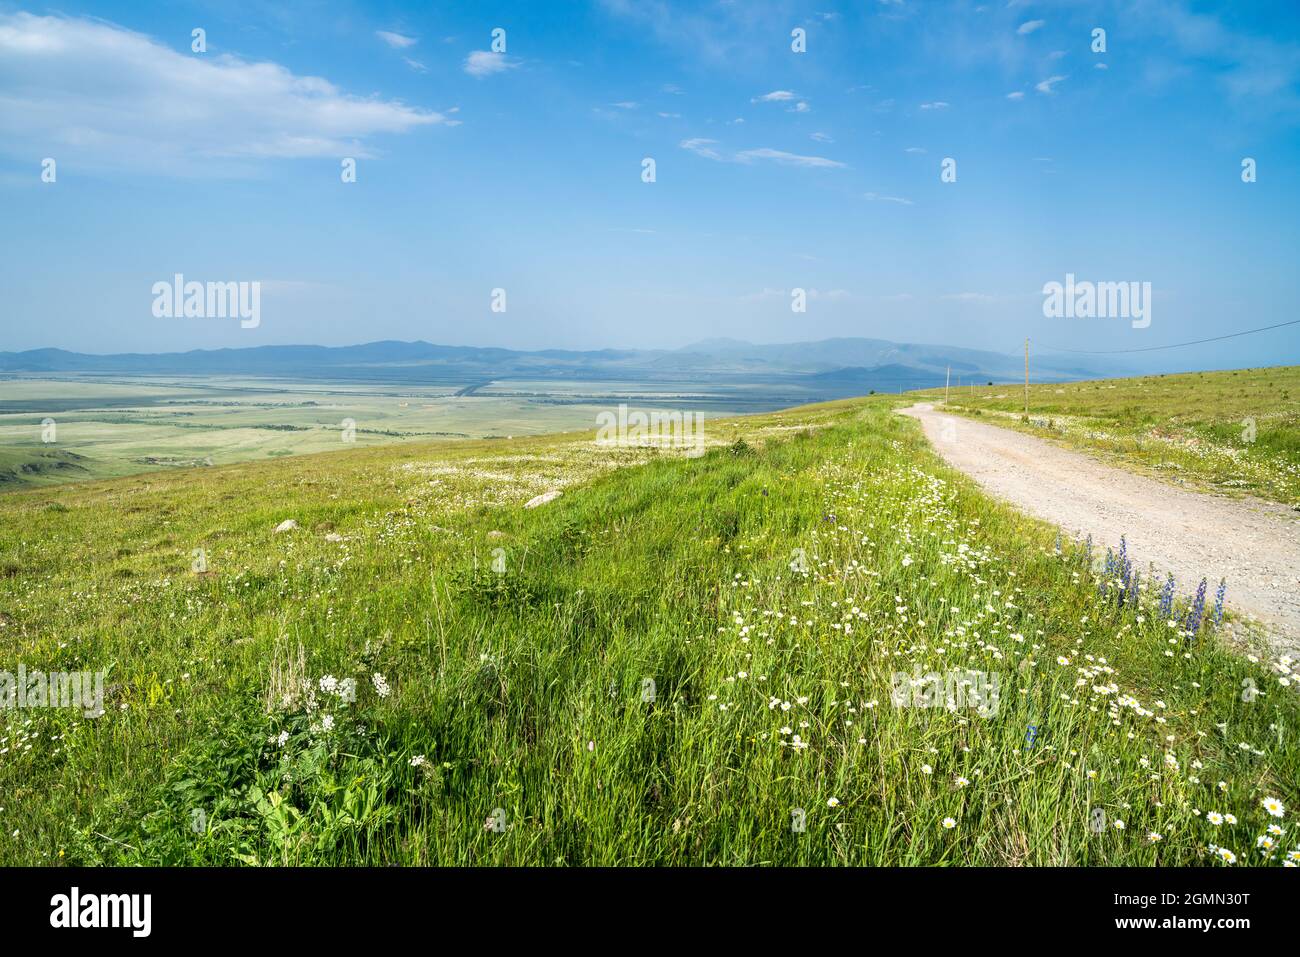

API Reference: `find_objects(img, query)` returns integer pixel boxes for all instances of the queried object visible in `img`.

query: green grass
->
[0,395,1295,866]
[913,365,1300,507]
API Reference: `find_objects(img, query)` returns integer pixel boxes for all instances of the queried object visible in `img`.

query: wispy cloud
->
[942,292,996,302]
[919,101,950,110]
[0,13,452,175]
[679,137,724,161]
[1006,91,1025,100]
[1018,20,1045,35]
[752,90,799,103]
[376,31,417,49]
[863,192,913,205]
[464,50,518,77]
[810,132,833,143]
[680,139,845,169]
[735,147,845,168]
[1035,74,1067,94]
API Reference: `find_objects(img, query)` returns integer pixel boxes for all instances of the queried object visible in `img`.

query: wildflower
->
[276,730,289,747]
[827,797,840,808]
[1217,847,1237,864]
[941,817,956,829]
[1263,797,1286,818]
[1113,820,1126,830]
[954,776,970,788]
[1147,832,1163,843]
[1225,814,1238,825]
[1207,812,1224,826]
[921,764,933,775]
[372,673,391,698]
[319,675,339,695]
[410,754,428,768]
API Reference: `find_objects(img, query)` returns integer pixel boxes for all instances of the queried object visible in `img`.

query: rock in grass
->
[274,519,299,533]
[324,532,344,542]
[487,530,507,539]
[524,490,562,509]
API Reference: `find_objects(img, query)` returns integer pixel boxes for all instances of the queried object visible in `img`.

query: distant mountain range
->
[0,337,1115,397]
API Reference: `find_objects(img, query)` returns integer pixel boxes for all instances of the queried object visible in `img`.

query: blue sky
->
[2,0,1298,371]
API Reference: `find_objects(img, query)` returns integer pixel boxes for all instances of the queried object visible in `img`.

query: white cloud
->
[376,31,417,49]
[464,50,518,77]
[1006,91,1025,100]
[789,101,811,113]
[735,148,845,168]
[679,137,724,161]
[680,140,845,169]
[0,13,451,175]
[611,101,638,109]
[1018,20,1046,35]
[403,58,428,73]
[919,101,950,110]
[904,146,927,154]
[658,111,681,118]
[1035,74,1067,94]
[810,132,833,143]
[863,192,913,205]
[752,90,798,103]
[1095,62,1109,70]
[942,292,995,302]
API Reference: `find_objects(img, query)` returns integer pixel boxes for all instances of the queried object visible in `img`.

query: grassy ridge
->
[914,365,1300,507]
[0,396,1295,865]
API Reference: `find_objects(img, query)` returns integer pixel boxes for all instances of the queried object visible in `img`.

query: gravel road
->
[898,403,1300,657]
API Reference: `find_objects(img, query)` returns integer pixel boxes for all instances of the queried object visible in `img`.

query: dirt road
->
[898,403,1300,656]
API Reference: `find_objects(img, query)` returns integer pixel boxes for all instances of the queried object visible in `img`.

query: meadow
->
[914,365,1300,508]
[0,392,1295,866]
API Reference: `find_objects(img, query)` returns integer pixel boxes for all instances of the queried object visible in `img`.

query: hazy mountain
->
[0,337,1109,396]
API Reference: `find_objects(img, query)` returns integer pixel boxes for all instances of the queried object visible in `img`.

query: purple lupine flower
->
[1159,574,1176,619]
[1129,571,1141,610]
[1084,534,1092,568]
[1212,578,1227,629]
[1185,577,1208,638]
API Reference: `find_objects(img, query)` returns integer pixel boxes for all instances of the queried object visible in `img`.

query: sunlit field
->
[0,394,1293,865]
[0,375,770,491]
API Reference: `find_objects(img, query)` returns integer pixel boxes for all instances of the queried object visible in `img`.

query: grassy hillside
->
[0,395,1294,866]
[914,366,1300,508]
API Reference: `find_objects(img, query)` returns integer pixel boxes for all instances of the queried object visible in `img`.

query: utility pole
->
[944,365,951,405]
[1024,338,1030,418]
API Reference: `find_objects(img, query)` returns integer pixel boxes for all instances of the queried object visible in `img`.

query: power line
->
[1037,318,1300,355]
